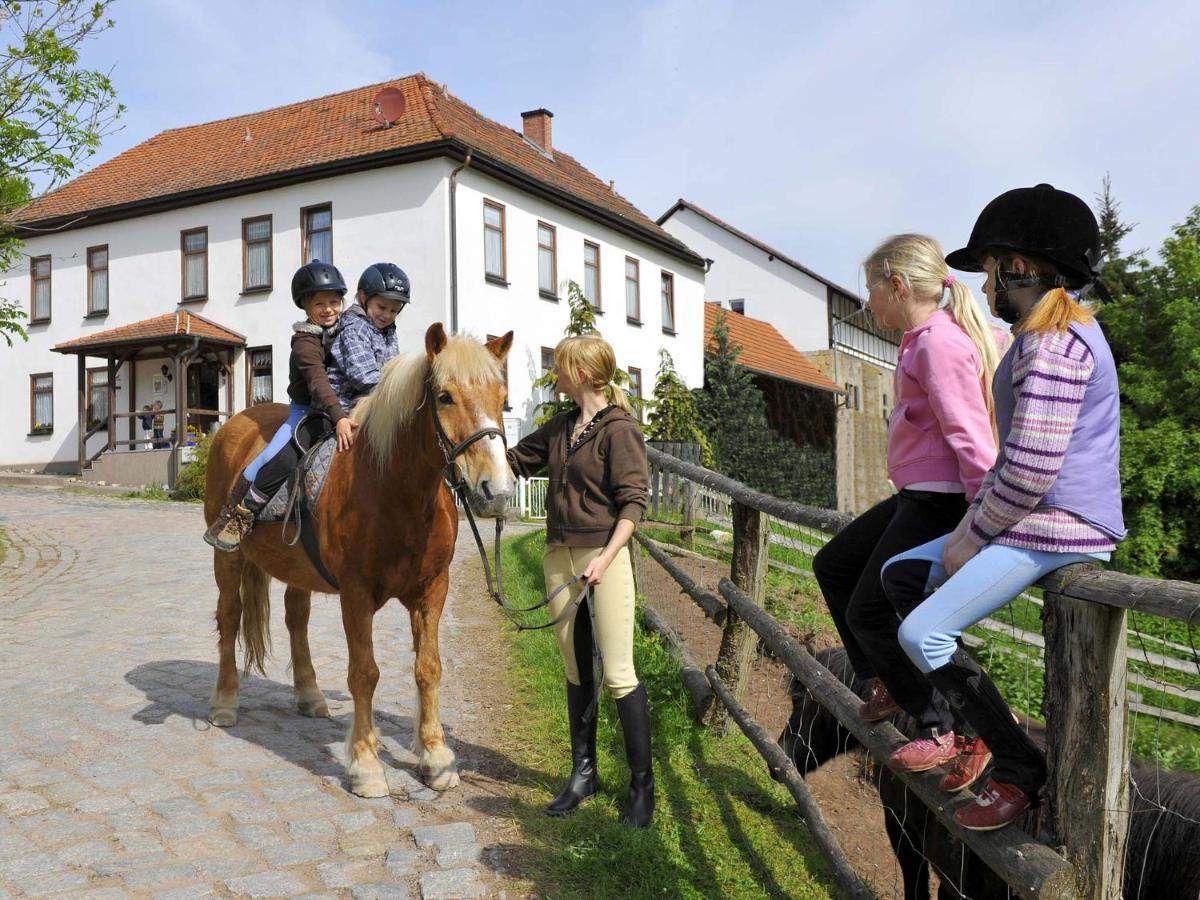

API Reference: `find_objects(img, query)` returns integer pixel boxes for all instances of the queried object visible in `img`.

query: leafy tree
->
[1097,205,1200,579]
[1,1,124,346]
[695,310,835,506]
[532,280,642,425]
[645,348,713,466]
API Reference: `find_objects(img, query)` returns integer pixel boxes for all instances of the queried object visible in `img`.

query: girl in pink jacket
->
[813,233,1005,794]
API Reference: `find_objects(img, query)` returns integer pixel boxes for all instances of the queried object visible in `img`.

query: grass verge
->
[498,529,844,899]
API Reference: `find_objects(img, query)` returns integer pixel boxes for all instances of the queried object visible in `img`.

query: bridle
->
[425,380,591,631]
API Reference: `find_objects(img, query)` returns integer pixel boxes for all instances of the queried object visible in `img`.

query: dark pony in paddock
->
[778,647,1200,900]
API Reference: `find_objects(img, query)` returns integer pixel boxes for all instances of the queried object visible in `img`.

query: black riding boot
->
[615,682,655,828]
[925,651,1046,799]
[545,680,601,816]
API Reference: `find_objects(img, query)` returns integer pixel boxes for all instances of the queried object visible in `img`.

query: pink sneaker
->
[888,732,958,773]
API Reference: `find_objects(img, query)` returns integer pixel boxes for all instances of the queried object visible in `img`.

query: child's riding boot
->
[204,475,255,551]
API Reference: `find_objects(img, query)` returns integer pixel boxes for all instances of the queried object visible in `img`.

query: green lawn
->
[497,530,844,900]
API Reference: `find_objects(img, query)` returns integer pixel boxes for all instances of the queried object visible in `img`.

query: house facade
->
[660,200,900,513]
[1,75,705,478]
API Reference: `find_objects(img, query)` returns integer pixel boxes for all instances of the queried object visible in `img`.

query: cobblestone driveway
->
[0,486,512,899]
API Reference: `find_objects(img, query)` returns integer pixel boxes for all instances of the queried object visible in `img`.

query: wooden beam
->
[707,501,768,731]
[106,352,117,452]
[1040,565,1200,625]
[705,666,872,900]
[127,357,137,447]
[1043,587,1130,900]
[716,576,1076,900]
[76,354,86,474]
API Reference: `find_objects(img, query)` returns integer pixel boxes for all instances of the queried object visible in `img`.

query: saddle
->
[259,412,341,589]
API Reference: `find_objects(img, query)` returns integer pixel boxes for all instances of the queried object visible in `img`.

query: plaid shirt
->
[328,303,398,413]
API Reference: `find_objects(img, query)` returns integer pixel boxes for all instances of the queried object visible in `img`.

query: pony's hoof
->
[349,771,390,798]
[425,767,460,791]
[208,707,238,727]
[419,744,460,791]
[297,694,330,718]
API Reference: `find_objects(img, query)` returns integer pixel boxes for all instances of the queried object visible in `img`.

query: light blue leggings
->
[884,535,1109,673]
[242,401,308,481]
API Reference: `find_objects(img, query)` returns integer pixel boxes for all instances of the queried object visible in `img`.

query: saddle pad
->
[259,435,336,523]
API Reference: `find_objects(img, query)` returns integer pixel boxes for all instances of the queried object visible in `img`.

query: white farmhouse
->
[659,199,900,513]
[1,74,705,484]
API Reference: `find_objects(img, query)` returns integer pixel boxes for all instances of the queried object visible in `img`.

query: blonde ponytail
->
[944,278,1004,431]
[605,380,632,413]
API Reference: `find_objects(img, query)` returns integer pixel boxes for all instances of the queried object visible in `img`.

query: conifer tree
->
[645,349,713,465]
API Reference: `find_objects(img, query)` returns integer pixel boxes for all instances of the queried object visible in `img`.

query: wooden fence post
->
[706,500,768,731]
[1042,565,1130,900]
[649,462,660,520]
[682,480,696,551]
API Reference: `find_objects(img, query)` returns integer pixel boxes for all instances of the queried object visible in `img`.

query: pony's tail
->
[239,562,272,677]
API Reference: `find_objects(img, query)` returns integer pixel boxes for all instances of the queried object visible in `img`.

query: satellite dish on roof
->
[372,87,407,127]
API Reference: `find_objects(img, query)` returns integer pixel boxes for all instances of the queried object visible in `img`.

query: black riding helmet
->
[357,262,411,307]
[946,183,1103,285]
[291,260,347,309]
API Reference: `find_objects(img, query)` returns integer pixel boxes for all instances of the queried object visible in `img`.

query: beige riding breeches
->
[542,543,638,700]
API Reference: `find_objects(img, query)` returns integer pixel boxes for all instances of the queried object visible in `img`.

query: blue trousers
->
[884,535,1109,673]
[240,402,309,511]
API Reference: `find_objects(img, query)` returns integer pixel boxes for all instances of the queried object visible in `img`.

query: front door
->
[187,359,221,440]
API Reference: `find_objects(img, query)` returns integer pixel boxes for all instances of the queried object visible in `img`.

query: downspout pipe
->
[448,149,473,335]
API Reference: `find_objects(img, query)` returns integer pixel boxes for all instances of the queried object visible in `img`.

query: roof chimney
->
[521,108,553,152]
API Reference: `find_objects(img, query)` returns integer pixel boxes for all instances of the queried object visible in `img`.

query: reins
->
[425,380,588,631]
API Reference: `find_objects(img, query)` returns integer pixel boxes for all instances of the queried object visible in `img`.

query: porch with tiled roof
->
[52,310,245,484]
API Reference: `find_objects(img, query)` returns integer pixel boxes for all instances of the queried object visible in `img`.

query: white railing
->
[510,476,548,519]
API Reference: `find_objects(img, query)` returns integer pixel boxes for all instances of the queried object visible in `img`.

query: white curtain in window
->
[584,266,598,304]
[91,270,108,312]
[625,260,638,319]
[34,377,52,428]
[34,279,50,319]
[485,230,503,277]
[538,246,554,293]
[246,220,271,287]
[91,371,109,422]
[308,231,332,265]
[661,275,674,331]
[185,254,206,297]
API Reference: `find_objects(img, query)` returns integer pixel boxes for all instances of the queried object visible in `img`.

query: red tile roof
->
[13,74,699,264]
[53,309,245,353]
[704,302,842,393]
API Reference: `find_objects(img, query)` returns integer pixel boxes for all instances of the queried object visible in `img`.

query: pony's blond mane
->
[354,335,502,467]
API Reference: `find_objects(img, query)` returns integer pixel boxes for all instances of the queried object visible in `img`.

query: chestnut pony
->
[202,324,513,797]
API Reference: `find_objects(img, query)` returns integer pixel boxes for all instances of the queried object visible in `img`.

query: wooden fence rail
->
[635,445,1200,898]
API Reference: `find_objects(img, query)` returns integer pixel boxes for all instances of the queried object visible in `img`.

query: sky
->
[63,0,1200,300]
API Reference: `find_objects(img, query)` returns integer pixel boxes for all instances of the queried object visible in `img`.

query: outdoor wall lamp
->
[160,364,174,382]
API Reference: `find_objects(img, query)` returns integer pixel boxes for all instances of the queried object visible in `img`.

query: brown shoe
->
[954,778,1031,831]
[210,504,256,553]
[939,735,992,793]
[860,678,901,722]
[204,476,251,548]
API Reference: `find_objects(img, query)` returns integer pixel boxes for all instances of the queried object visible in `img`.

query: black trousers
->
[882,558,1047,796]
[813,490,968,733]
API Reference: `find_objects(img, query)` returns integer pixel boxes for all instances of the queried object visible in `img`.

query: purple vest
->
[993,319,1126,540]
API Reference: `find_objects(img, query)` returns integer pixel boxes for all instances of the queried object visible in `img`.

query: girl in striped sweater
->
[880,184,1126,831]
